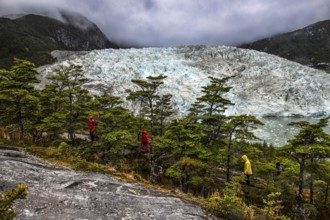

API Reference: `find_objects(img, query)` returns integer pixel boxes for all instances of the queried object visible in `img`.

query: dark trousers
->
[140,144,150,153]
[90,131,98,141]
[245,175,251,185]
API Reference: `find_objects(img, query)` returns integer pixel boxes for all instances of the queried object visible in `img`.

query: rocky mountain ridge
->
[0,13,119,68]
[239,20,330,73]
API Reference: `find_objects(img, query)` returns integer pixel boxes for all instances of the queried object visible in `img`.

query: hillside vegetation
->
[0,59,329,219]
[239,20,330,73]
[0,14,118,69]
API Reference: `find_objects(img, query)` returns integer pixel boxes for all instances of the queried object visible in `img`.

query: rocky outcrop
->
[0,147,208,219]
[12,13,118,51]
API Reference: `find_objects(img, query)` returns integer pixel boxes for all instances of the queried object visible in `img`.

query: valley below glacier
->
[37,46,330,146]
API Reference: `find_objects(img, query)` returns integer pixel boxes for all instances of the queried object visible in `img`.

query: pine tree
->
[40,64,91,145]
[127,74,168,135]
[222,114,263,182]
[94,93,140,163]
[154,94,175,136]
[163,118,213,194]
[0,58,40,140]
[191,76,233,146]
[196,76,233,115]
[280,117,330,207]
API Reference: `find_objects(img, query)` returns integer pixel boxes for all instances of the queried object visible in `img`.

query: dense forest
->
[0,58,329,219]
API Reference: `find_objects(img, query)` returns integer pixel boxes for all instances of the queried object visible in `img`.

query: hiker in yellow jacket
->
[242,155,252,185]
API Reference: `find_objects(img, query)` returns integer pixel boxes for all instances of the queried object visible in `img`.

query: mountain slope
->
[239,20,330,73]
[0,13,119,68]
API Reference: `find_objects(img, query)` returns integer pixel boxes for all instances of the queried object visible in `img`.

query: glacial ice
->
[37,46,330,146]
[38,45,330,118]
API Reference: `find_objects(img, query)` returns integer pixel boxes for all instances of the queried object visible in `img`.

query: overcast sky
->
[1,0,330,47]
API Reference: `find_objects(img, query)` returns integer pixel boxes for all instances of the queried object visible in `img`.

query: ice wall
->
[38,45,330,117]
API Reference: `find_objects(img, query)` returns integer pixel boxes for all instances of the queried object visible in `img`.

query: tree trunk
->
[297,158,305,206]
[226,127,235,182]
[325,178,329,206]
[309,158,314,204]
[226,141,232,182]
[149,99,154,136]
[18,105,24,140]
[160,118,164,136]
[149,143,155,183]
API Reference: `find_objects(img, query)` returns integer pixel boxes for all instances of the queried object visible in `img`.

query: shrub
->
[0,184,28,220]
[205,176,247,219]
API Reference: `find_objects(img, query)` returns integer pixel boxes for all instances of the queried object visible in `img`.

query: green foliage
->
[196,76,233,115]
[165,156,213,188]
[258,192,290,220]
[223,115,264,182]
[205,176,247,219]
[0,58,41,140]
[90,93,123,117]
[0,14,117,69]
[1,59,330,219]
[40,64,92,145]
[279,117,330,206]
[154,94,175,136]
[0,184,28,220]
[58,141,71,156]
[102,130,136,164]
[27,146,112,173]
[127,74,169,135]
[0,17,57,68]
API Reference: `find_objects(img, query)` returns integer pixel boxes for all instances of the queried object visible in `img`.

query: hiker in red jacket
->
[140,130,151,153]
[88,117,98,141]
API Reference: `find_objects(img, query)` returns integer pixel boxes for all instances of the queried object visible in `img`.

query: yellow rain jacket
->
[242,155,252,175]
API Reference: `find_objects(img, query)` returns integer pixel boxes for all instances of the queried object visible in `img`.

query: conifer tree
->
[0,58,40,140]
[191,76,233,146]
[90,93,123,117]
[189,76,264,183]
[222,114,263,182]
[154,94,174,136]
[127,74,168,135]
[314,161,330,206]
[196,76,233,115]
[91,93,140,162]
[163,118,213,193]
[280,117,330,207]
[40,64,91,144]
[127,75,172,182]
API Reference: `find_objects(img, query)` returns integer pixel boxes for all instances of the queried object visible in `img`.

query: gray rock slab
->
[0,147,209,220]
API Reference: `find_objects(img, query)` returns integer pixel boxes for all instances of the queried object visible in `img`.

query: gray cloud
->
[1,0,330,47]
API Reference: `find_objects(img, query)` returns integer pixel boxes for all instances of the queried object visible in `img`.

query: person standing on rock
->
[242,155,252,185]
[88,117,98,141]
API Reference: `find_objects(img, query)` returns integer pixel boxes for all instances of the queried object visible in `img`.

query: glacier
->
[38,45,330,117]
[37,45,330,146]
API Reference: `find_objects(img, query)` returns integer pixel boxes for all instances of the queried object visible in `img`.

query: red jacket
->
[88,118,97,132]
[141,130,150,145]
